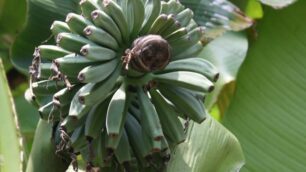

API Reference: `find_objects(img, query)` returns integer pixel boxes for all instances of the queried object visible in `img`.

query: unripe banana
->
[80,44,117,61]
[140,0,161,34]
[137,87,163,141]
[27,0,224,170]
[125,0,145,38]
[79,0,101,19]
[56,33,96,52]
[154,71,214,93]
[160,57,219,82]
[65,13,92,35]
[50,21,70,36]
[31,80,65,96]
[83,25,119,50]
[78,58,118,83]
[84,102,108,139]
[102,0,129,43]
[91,10,123,44]
[38,45,70,61]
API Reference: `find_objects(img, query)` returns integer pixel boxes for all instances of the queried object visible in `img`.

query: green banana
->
[140,0,161,34]
[79,0,101,19]
[56,32,96,52]
[38,102,58,120]
[54,54,97,78]
[154,71,214,93]
[166,0,184,15]
[160,18,181,38]
[50,21,70,36]
[114,129,132,164]
[172,42,203,60]
[160,1,169,14]
[102,0,129,43]
[125,114,151,159]
[31,80,65,96]
[160,136,169,152]
[91,10,123,44]
[158,84,207,123]
[106,83,131,137]
[150,89,185,144]
[186,19,197,31]
[68,85,92,120]
[147,14,168,34]
[83,25,119,50]
[125,0,145,38]
[176,8,194,26]
[90,134,105,167]
[65,13,92,35]
[61,115,87,133]
[78,64,122,106]
[80,44,117,61]
[38,45,70,61]
[84,97,110,139]
[158,57,219,82]
[38,63,53,79]
[78,58,119,83]
[155,14,176,36]
[70,125,87,153]
[164,27,188,42]
[53,86,80,106]
[137,87,163,141]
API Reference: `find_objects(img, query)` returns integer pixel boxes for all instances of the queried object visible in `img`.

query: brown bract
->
[123,35,171,72]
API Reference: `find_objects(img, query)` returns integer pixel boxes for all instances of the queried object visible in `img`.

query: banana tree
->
[1,0,305,172]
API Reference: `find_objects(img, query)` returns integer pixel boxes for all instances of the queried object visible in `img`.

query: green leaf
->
[11,0,80,74]
[26,120,70,172]
[223,1,306,171]
[0,59,22,172]
[181,0,253,39]
[167,116,245,172]
[0,0,26,34]
[200,32,248,115]
[260,0,296,8]
[14,91,39,158]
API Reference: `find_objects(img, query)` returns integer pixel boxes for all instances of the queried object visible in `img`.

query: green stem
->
[26,120,71,172]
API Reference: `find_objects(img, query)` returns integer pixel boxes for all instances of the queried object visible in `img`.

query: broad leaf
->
[200,32,248,113]
[0,0,26,34]
[11,0,79,74]
[181,0,253,39]
[260,0,296,8]
[223,1,306,171]
[167,116,245,172]
[0,59,22,172]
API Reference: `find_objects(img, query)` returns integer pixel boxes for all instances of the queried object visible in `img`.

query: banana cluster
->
[28,0,219,171]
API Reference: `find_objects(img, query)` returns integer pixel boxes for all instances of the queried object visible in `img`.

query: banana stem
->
[26,120,71,172]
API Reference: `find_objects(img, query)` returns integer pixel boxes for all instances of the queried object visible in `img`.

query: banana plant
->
[0,0,304,172]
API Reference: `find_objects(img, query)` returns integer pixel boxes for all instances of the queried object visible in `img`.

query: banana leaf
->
[0,59,22,172]
[223,1,306,171]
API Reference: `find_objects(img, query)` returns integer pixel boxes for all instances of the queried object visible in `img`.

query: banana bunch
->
[28,0,219,171]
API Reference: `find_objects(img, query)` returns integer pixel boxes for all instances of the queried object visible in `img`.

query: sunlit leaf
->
[167,116,245,172]
[223,1,306,171]
[200,32,248,114]
[0,59,22,172]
